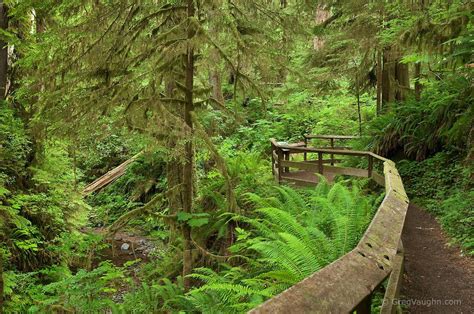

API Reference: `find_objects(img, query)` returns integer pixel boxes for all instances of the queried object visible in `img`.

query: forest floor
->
[401,203,473,313]
[83,227,156,267]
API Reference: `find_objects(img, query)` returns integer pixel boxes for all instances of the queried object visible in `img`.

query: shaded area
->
[402,204,473,313]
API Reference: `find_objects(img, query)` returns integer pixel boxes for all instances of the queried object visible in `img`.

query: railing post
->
[277,148,283,183]
[304,136,308,161]
[318,152,323,174]
[354,294,372,314]
[283,149,290,173]
[330,137,335,165]
[368,155,373,178]
[271,143,275,176]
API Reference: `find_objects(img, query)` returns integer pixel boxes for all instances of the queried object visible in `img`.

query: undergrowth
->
[3,178,381,313]
[397,152,473,255]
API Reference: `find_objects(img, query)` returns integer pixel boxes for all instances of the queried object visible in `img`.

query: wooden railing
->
[253,135,408,313]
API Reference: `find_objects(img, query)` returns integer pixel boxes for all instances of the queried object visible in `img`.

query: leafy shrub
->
[86,152,166,226]
[0,107,31,187]
[5,262,126,313]
[1,141,87,271]
[369,72,473,160]
[397,152,473,254]
[186,180,380,312]
[439,191,474,255]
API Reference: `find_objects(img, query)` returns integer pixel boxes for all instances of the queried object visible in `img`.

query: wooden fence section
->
[253,136,408,313]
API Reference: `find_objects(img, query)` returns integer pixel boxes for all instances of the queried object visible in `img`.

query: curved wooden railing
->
[252,135,409,314]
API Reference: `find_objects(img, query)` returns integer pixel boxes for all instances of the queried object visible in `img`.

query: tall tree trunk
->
[0,2,7,311]
[182,0,195,291]
[29,13,47,166]
[209,48,224,134]
[0,249,3,314]
[313,5,330,50]
[382,46,409,105]
[278,0,288,82]
[382,47,395,104]
[209,52,224,105]
[0,1,8,101]
[356,66,362,136]
[376,50,383,115]
[164,78,184,243]
[395,62,409,101]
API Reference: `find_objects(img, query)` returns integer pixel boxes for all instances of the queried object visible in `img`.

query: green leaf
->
[177,212,193,222]
[188,218,209,227]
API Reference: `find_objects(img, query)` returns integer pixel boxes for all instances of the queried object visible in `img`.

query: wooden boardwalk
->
[253,135,408,313]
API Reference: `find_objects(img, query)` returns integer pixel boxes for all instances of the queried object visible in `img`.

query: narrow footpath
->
[401,203,473,313]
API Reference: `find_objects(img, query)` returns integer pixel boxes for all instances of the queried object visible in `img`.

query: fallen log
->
[82,152,142,195]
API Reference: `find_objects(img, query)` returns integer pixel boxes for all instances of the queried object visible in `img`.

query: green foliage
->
[439,191,474,255]
[87,152,166,226]
[221,88,367,157]
[1,140,87,271]
[119,278,190,313]
[11,180,376,313]
[0,0,471,313]
[4,262,126,313]
[397,152,473,254]
[0,107,30,186]
[369,72,473,160]
[184,181,379,312]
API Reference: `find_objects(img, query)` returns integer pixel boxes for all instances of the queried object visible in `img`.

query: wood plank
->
[369,152,392,164]
[278,146,369,157]
[270,138,279,147]
[292,159,343,165]
[380,242,404,314]
[286,141,306,147]
[323,165,368,177]
[272,151,278,162]
[372,172,385,186]
[280,160,319,172]
[318,152,323,174]
[304,134,359,140]
[250,250,390,314]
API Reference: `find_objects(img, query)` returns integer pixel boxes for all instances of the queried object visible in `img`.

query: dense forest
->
[0,0,472,313]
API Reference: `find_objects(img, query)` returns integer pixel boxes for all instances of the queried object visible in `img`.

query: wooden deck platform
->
[280,170,336,186]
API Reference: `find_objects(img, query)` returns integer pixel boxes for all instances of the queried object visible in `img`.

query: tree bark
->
[182,0,195,291]
[210,49,224,105]
[0,248,3,314]
[0,2,7,311]
[376,50,383,114]
[0,1,8,101]
[382,47,395,104]
[357,90,362,137]
[382,46,410,105]
[164,77,184,242]
[395,62,409,101]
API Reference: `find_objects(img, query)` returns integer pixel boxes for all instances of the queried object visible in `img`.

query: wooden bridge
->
[253,135,409,314]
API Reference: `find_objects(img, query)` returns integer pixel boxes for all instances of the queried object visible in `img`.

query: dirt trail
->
[401,203,473,313]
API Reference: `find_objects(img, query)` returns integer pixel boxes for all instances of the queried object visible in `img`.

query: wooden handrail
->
[304,134,360,140]
[273,141,391,164]
[260,138,408,313]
